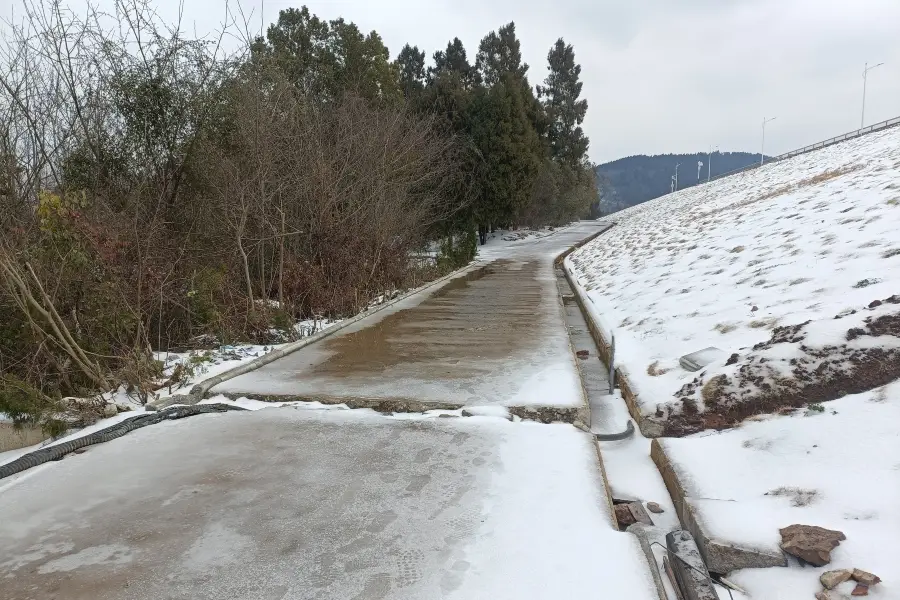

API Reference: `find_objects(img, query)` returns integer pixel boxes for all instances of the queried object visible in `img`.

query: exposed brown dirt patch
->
[665,294,900,436]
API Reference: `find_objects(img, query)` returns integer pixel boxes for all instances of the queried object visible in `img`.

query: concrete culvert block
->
[665,530,719,600]
[679,347,726,372]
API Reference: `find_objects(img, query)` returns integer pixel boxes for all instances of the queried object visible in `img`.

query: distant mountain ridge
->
[595,151,762,213]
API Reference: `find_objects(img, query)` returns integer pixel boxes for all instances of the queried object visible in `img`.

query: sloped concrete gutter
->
[151,262,482,409]
[560,231,668,438]
[560,225,786,585]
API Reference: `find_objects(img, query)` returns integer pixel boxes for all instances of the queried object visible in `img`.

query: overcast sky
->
[6,0,900,163]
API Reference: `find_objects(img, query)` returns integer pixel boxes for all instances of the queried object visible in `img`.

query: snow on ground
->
[476,225,572,260]
[567,126,900,424]
[660,381,900,599]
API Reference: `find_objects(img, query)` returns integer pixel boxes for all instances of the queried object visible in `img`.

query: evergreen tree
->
[467,75,542,240]
[475,23,528,87]
[429,38,480,89]
[264,7,400,104]
[265,7,331,97]
[326,20,401,104]
[537,38,589,167]
[395,44,426,100]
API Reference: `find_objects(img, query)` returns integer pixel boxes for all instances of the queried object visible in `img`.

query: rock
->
[102,403,119,418]
[851,569,881,587]
[820,569,853,589]
[461,409,475,417]
[144,403,159,412]
[815,592,831,600]
[614,504,637,528]
[646,502,665,514]
[779,524,845,566]
[114,403,132,413]
[575,349,590,359]
[851,584,869,596]
[868,300,882,309]
[751,305,759,312]
[572,420,591,433]
[626,501,654,526]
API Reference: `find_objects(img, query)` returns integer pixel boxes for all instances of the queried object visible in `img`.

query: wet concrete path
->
[212,222,612,410]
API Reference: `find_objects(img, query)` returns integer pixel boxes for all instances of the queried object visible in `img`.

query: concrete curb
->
[151,262,483,408]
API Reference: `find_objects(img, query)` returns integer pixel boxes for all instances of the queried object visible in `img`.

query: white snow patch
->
[461,405,511,419]
[446,420,660,600]
[37,544,133,574]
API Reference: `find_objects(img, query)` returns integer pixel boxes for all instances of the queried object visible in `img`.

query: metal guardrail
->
[706,115,900,184]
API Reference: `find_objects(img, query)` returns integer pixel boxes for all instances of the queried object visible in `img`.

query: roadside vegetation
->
[0,1,596,430]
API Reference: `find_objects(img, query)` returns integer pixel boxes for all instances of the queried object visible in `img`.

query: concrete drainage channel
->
[557,239,735,600]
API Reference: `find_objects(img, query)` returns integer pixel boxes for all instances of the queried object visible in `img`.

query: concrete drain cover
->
[562,295,576,305]
[679,347,726,372]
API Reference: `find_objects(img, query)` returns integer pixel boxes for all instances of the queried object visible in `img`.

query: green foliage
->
[537,38,589,167]
[187,267,227,333]
[0,374,64,435]
[264,7,401,104]
[467,76,543,227]
[437,228,477,271]
[396,44,426,99]
[476,23,528,86]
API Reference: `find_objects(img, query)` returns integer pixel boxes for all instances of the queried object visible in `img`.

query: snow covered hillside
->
[568,125,900,434]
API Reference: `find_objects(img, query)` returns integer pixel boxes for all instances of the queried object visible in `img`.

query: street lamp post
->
[861,62,884,129]
[761,117,777,166]
[674,163,681,192]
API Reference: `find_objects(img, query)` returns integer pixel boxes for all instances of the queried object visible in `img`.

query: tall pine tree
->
[395,44,426,100]
[537,38,589,166]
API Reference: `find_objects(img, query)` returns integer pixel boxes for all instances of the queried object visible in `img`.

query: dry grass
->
[714,323,737,334]
[796,165,862,188]
[700,166,864,219]
[766,486,820,507]
[701,374,728,406]
[730,246,746,253]
[647,361,671,377]
[749,317,780,329]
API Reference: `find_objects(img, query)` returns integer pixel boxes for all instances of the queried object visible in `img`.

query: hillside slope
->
[573,126,900,427]
[595,151,760,212]
[567,126,900,598]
